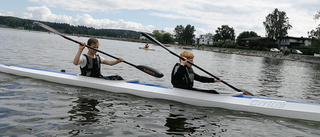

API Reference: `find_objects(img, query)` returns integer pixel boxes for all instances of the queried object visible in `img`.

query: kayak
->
[139,47,155,51]
[0,64,320,122]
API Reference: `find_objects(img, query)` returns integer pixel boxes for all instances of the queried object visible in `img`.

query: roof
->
[241,37,271,41]
[276,36,312,41]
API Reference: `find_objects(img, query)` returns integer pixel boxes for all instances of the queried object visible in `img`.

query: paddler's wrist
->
[116,59,121,64]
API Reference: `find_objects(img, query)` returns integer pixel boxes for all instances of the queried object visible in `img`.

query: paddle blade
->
[136,65,164,78]
[241,89,254,96]
[34,22,62,35]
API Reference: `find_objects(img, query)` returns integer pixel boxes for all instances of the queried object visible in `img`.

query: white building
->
[277,36,312,50]
[195,33,214,45]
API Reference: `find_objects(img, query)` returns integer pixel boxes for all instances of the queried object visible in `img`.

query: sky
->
[0,0,319,38]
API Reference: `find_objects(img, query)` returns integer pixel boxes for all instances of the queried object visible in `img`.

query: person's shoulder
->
[80,54,86,59]
[173,63,184,69]
[174,63,180,66]
[97,54,105,61]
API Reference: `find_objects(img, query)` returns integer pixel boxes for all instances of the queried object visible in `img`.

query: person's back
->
[171,62,194,89]
[171,51,222,93]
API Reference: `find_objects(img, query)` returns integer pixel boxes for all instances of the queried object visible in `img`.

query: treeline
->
[0,16,141,39]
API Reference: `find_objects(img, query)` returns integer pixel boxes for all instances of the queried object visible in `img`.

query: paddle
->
[141,32,254,96]
[33,22,163,78]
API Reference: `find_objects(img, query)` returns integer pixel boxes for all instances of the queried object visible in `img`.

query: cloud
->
[26,0,320,37]
[23,6,155,32]
[24,6,73,24]
[0,10,14,16]
[75,14,155,31]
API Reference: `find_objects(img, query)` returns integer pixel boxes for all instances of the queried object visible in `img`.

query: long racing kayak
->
[139,47,155,51]
[0,64,320,122]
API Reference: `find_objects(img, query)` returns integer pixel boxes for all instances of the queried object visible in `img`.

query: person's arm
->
[194,73,222,83]
[73,42,86,65]
[102,57,124,65]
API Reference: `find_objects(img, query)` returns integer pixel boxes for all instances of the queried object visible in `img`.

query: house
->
[277,36,312,50]
[240,37,274,46]
[140,34,147,40]
[195,33,214,45]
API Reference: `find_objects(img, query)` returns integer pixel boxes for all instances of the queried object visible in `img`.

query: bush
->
[213,40,225,47]
[283,49,291,55]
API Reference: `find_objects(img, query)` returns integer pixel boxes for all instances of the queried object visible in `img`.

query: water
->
[0,28,320,136]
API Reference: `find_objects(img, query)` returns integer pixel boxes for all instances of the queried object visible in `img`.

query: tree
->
[153,30,164,41]
[162,32,173,44]
[174,25,184,44]
[309,11,320,39]
[174,24,196,45]
[263,8,292,41]
[314,11,320,20]
[183,25,196,45]
[213,25,235,41]
[152,30,173,44]
[309,11,320,54]
[236,31,259,45]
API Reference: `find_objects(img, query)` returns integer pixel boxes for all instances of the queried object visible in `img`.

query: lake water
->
[0,28,320,136]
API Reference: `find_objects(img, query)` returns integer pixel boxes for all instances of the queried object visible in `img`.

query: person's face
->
[186,58,193,68]
[89,43,99,54]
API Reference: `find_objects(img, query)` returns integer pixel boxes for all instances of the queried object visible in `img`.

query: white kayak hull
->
[0,64,320,122]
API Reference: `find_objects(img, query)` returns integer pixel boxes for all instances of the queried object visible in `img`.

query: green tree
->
[153,30,164,41]
[152,30,173,44]
[309,11,320,54]
[162,32,173,44]
[174,25,184,44]
[236,31,259,45]
[309,11,320,39]
[174,24,196,45]
[183,25,196,45]
[314,11,320,20]
[263,8,292,41]
[213,25,235,41]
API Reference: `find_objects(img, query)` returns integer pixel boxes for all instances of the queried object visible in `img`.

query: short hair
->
[87,38,99,46]
[180,51,194,59]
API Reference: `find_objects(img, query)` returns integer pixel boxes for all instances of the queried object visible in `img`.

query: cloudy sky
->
[0,0,319,37]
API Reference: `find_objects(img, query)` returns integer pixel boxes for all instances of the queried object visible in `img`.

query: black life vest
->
[80,54,102,77]
[171,63,195,89]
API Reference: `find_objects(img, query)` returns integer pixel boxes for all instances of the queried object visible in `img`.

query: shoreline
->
[5,27,320,64]
[166,44,320,64]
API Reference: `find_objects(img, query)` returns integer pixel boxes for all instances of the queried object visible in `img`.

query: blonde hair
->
[180,51,194,59]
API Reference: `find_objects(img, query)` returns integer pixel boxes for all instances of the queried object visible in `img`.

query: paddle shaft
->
[141,32,249,93]
[59,34,135,67]
[33,22,163,78]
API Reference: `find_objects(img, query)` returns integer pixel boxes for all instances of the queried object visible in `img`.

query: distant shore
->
[166,44,320,64]
[4,27,320,64]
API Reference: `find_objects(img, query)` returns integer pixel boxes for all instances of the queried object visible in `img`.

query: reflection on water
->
[258,58,285,97]
[165,110,196,136]
[68,97,100,125]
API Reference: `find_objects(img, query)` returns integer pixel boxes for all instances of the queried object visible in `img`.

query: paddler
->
[73,38,124,80]
[145,43,149,48]
[171,51,222,93]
